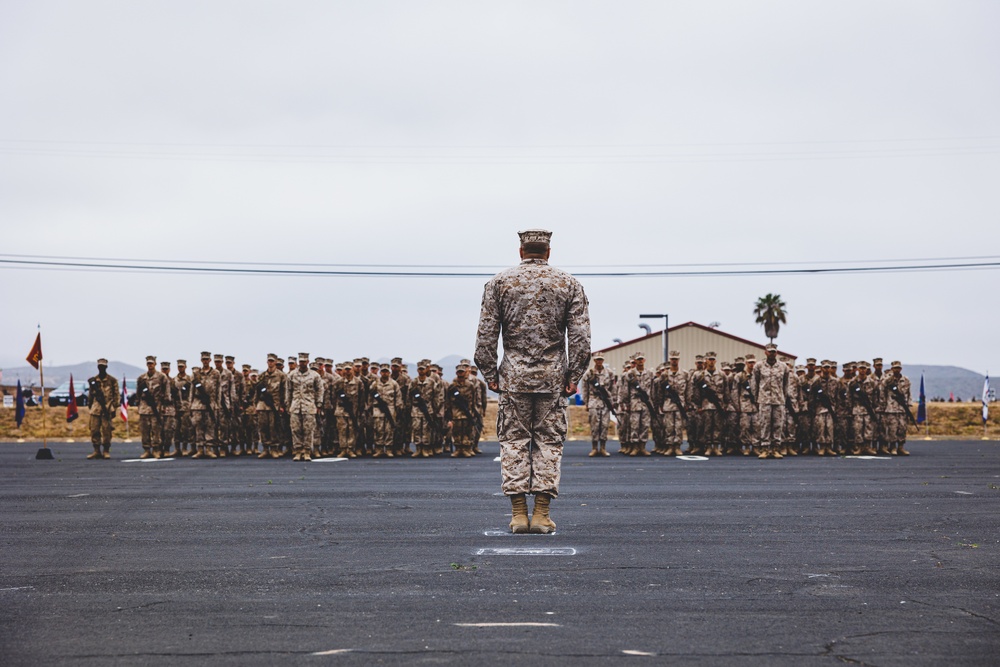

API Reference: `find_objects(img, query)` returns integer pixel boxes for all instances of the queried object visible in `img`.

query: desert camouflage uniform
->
[471,372,488,453]
[174,372,193,454]
[321,371,339,455]
[446,377,480,456]
[474,256,591,498]
[655,369,688,455]
[752,360,791,451]
[229,368,245,452]
[797,372,818,453]
[580,366,615,443]
[254,368,287,455]
[159,370,178,455]
[882,374,912,449]
[733,369,759,454]
[87,373,119,453]
[810,376,839,449]
[137,368,169,455]
[369,376,402,453]
[723,371,743,455]
[216,365,235,453]
[242,373,258,452]
[692,369,727,453]
[834,375,853,454]
[287,366,324,458]
[190,366,222,452]
[625,367,655,454]
[333,375,364,457]
[615,369,632,453]
[409,375,440,454]
[849,376,879,454]
[392,367,412,455]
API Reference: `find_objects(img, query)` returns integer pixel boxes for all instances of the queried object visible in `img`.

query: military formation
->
[581,347,916,459]
[85,353,489,461]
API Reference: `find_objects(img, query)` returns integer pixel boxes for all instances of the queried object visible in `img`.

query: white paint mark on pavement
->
[311,648,353,655]
[493,457,502,462]
[0,586,34,592]
[311,457,348,463]
[455,622,561,628]
[622,649,657,656]
[67,493,90,498]
[483,530,509,536]
[120,458,175,463]
[475,547,576,556]
[676,455,708,461]
[955,491,973,495]
[844,456,891,460]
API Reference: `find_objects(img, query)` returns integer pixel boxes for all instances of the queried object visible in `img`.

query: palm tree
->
[754,293,787,343]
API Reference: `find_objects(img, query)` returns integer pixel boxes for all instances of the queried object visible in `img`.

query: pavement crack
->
[906,597,1000,627]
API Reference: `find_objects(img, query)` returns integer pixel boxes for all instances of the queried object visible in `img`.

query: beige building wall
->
[594,322,796,374]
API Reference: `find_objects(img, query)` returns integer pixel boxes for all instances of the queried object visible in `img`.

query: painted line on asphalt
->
[676,455,709,461]
[67,493,90,498]
[475,547,576,556]
[311,457,348,463]
[493,456,502,462]
[622,649,657,656]
[311,648,353,655]
[843,456,892,460]
[955,491,974,495]
[120,458,176,463]
[455,622,561,628]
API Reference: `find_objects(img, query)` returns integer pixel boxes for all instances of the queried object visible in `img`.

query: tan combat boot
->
[589,442,599,457]
[192,447,204,459]
[509,494,530,534]
[87,446,101,460]
[757,447,769,459]
[205,447,217,459]
[897,443,910,456]
[140,448,152,459]
[102,446,111,459]
[599,441,610,457]
[529,493,556,534]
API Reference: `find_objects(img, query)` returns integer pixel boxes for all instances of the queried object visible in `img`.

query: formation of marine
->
[84,354,488,461]
[580,346,916,459]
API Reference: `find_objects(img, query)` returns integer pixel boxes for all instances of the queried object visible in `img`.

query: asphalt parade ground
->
[1,440,998,666]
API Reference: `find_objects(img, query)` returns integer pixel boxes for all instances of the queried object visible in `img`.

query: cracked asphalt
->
[1,439,998,666]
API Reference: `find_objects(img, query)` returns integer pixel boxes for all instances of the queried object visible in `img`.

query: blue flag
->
[916,373,926,424]
[15,379,26,428]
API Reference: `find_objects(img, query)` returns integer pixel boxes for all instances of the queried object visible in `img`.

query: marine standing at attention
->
[475,229,591,534]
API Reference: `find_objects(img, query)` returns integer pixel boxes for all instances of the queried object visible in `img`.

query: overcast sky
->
[2,1,998,377]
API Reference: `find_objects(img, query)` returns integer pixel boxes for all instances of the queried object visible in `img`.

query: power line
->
[1,257,998,278]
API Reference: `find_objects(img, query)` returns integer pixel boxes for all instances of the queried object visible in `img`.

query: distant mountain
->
[905,365,988,402]
[1,361,145,389]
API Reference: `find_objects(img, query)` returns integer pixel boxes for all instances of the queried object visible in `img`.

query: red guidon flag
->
[26,333,42,369]
[67,374,79,423]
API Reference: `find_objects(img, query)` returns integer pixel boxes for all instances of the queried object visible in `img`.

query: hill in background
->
[1,361,145,389]
[906,365,989,402]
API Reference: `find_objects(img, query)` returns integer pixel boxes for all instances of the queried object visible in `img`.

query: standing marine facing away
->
[475,229,592,534]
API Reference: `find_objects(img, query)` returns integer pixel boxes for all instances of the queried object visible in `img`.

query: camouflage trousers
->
[191,409,217,446]
[796,413,813,447]
[834,411,852,448]
[699,409,722,445]
[884,413,908,443]
[587,406,610,441]
[739,411,758,446]
[452,418,475,447]
[813,412,834,445]
[89,414,113,447]
[336,415,358,452]
[290,412,316,454]
[322,409,338,451]
[161,414,176,451]
[662,411,684,446]
[410,412,433,445]
[497,392,567,498]
[852,413,875,446]
[176,410,193,447]
[140,414,162,448]
[757,405,784,447]
[372,413,394,447]
[722,411,739,447]
[256,410,281,447]
[628,404,650,443]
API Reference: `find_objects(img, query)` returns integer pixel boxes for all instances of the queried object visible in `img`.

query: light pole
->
[639,314,668,364]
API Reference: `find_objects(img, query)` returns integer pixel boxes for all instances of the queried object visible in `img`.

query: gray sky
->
[2,1,998,376]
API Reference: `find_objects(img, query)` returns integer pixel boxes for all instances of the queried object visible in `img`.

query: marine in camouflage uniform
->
[391,358,413,456]
[654,352,688,456]
[136,355,169,459]
[469,365,488,455]
[190,352,222,458]
[833,362,854,455]
[751,344,791,458]
[286,352,324,461]
[579,352,615,457]
[159,361,179,457]
[786,365,807,456]
[810,361,839,456]
[475,229,591,535]
[174,360,194,456]
[427,363,447,455]
[686,355,706,455]
[615,359,633,455]
[624,354,654,456]
[333,363,364,458]
[848,361,879,455]
[796,358,819,455]
[409,361,440,457]
[86,358,119,459]
[446,363,480,457]
[871,358,889,454]
[723,359,743,456]
[243,366,260,454]
[255,353,288,458]
[213,354,234,456]
[692,352,726,456]
[225,356,245,454]
[369,364,402,457]
[882,361,912,456]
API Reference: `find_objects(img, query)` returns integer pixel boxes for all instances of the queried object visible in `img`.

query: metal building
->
[593,321,796,373]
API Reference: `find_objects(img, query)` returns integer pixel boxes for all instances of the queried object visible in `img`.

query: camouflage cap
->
[417,360,428,369]
[592,352,605,360]
[241,364,251,371]
[518,229,552,246]
[873,357,883,365]
[391,357,403,365]
[380,363,391,371]
[201,351,212,360]
[145,355,157,363]
[721,362,732,370]
[830,361,838,369]
[97,358,109,365]
[288,356,297,363]
[309,362,319,370]
[324,359,334,367]
[360,357,370,364]
[734,356,745,364]
[745,354,756,362]
[806,358,817,365]
[705,352,717,360]
[250,369,259,375]
[764,343,778,352]
[460,358,472,366]
[275,358,284,366]
[225,355,234,362]
[213,354,223,361]
[821,360,833,368]
[298,352,310,362]
[160,360,170,368]
[669,350,680,359]
[695,354,704,361]
[267,353,278,361]
[177,359,187,366]
[891,360,902,369]
[858,361,871,369]
[634,353,645,361]
[795,365,805,372]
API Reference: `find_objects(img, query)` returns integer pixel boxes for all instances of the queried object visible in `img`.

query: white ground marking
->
[454,622,561,628]
[475,547,576,556]
[954,491,974,495]
[0,586,34,592]
[67,493,90,498]
[493,456,502,462]
[310,457,348,463]
[311,648,353,655]
[483,530,509,536]
[676,455,709,461]
[120,458,175,463]
[622,649,657,656]
[843,456,891,460]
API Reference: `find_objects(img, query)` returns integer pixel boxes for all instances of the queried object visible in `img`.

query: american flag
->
[120,375,129,422]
